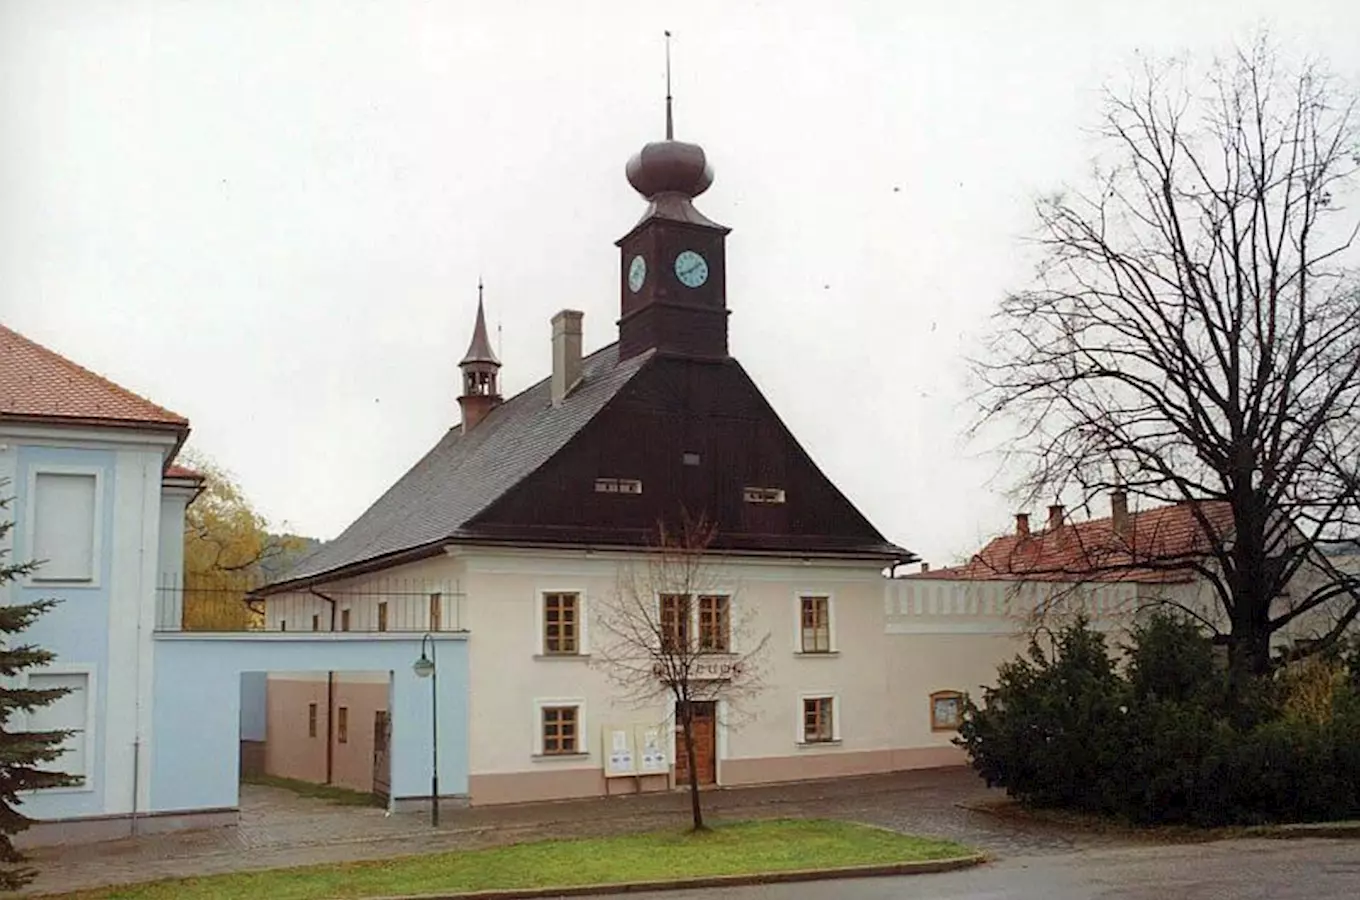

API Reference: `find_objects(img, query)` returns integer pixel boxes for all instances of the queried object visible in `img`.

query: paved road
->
[621,839,1360,900]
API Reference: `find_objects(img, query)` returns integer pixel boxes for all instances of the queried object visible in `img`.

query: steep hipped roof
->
[275,343,654,585]
[0,324,188,430]
[910,501,1236,584]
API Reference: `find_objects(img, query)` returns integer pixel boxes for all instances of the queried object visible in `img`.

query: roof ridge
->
[0,323,188,426]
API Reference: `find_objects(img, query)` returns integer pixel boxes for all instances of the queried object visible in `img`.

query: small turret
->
[458,281,501,431]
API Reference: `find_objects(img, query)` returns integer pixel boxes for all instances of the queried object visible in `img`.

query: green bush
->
[957,613,1360,826]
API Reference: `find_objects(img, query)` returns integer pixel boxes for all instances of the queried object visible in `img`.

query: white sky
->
[3,1,1359,566]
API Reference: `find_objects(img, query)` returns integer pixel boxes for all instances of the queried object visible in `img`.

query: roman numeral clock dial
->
[674,250,709,288]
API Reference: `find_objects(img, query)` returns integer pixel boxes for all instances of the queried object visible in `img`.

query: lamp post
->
[412,633,439,827]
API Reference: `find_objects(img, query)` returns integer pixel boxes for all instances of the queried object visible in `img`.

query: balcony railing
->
[155,573,465,633]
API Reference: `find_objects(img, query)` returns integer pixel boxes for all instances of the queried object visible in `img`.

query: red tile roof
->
[0,324,187,429]
[911,501,1235,584]
[164,464,205,481]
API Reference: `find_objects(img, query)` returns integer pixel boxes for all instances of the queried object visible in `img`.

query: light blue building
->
[1,324,468,845]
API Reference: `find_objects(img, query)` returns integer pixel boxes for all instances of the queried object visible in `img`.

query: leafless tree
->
[975,37,1360,678]
[593,515,769,830]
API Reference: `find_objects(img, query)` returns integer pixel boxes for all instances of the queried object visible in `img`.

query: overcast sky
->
[3,1,1359,567]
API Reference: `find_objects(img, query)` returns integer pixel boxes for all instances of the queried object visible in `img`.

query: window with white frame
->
[534,699,585,756]
[28,673,90,784]
[800,694,838,744]
[31,472,98,582]
[542,592,581,655]
[798,595,833,653]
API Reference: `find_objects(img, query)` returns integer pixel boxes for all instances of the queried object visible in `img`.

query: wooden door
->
[372,710,391,801]
[674,702,717,787]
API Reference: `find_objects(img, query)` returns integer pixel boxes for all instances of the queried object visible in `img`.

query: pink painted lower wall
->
[722,746,965,786]
[467,747,966,805]
[468,769,670,806]
[264,676,389,793]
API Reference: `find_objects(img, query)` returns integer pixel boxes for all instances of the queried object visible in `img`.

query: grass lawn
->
[46,819,973,900]
[240,773,384,807]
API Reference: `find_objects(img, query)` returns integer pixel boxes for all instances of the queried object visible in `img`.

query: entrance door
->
[372,710,391,801]
[674,702,717,787]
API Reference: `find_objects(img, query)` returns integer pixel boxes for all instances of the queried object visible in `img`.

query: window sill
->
[931,726,961,733]
[794,650,840,658]
[796,739,843,748]
[531,752,591,762]
[533,653,592,661]
[26,781,94,795]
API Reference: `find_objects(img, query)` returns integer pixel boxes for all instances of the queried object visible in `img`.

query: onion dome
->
[626,140,713,200]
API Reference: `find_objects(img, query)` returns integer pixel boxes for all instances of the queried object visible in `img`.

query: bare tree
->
[976,37,1360,679]
[593,515,769,830]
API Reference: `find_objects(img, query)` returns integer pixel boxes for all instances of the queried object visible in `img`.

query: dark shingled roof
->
[277,343,653,586]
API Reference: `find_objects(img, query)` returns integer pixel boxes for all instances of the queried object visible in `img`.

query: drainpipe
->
[310,590,339,785]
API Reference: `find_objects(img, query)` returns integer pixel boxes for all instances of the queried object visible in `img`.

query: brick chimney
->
[1111,489,1130,540]
[1047,503,1065,533]
[920,562,930,573]
[1015,513,1031,537]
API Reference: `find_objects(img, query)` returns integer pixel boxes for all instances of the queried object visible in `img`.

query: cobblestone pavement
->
[27,768,1133,896]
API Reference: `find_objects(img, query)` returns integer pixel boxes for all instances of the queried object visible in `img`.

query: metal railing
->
[155,573,465,633]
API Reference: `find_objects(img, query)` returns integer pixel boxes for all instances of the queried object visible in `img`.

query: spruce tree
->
[0,488,77,890]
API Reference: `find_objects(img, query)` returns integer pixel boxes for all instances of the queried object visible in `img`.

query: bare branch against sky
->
[3,2,1359,565]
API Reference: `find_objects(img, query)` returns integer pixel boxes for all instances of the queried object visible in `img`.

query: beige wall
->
[263,543,1355,806]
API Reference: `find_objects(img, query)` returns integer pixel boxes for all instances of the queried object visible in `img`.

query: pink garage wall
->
[265,677,328,784]
[331,680,390,793]
[264,675,390,793]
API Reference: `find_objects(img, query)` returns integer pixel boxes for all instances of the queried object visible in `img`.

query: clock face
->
[627,255,647,293]
[674,250,709,288]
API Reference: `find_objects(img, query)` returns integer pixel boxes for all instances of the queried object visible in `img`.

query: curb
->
[372,854,986,900]
[1245,823,1360,840]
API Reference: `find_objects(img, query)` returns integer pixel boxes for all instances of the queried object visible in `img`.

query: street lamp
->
[412,633,439,827]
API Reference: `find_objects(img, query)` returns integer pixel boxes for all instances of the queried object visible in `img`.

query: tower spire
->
[664,30,674,140]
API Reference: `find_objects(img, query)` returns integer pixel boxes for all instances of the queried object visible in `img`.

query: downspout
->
[310,589,339,785]
[130,455,155,836]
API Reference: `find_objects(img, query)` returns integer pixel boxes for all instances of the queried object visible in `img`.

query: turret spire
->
[460,280,500,366]
[664,30,674,140]
[458,281,502,431]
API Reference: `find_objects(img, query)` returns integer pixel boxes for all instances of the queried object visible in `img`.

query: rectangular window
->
[308,702,318,738]
[802,696,835,744]
[32,472,98,581]
[594,478,643,494]
[340,609,351,632]
[931,691,963,731]
[429,593,442,631]
[377,602,388,632]
[541,705,579,755]
[743,486,786,505]
[29,673,89,782]
[660,594,691,652]
[311,614,320,632]
[337,706,349,744]
[698,595,730,652]
[800,596,831,653]
[543,592,579,655]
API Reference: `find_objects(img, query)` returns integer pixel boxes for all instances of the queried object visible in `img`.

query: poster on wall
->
[603,726,637,777]
[636,725,668,774]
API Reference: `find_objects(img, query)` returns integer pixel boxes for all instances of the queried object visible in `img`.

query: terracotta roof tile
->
[911,501,1235,584]
[164,464,205,481]
[0,324,187,429]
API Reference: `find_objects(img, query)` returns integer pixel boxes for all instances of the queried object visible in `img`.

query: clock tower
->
[616,110,731,361]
